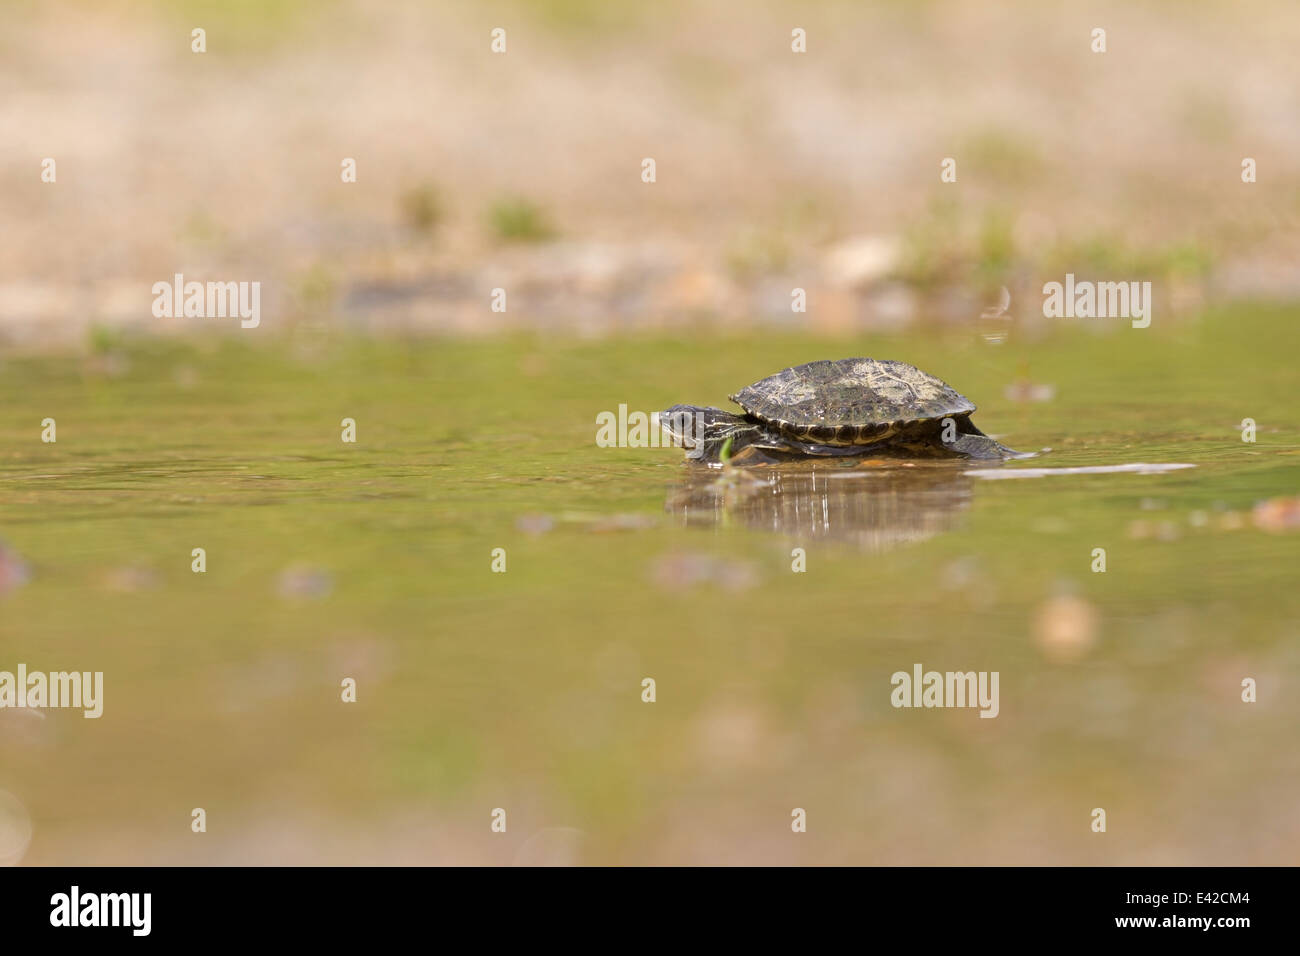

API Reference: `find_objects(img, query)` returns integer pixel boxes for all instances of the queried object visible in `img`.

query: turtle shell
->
[730,358,976,446]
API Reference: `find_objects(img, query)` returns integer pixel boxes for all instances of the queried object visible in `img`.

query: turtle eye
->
[683,412,705,446]
[661,410,697,446]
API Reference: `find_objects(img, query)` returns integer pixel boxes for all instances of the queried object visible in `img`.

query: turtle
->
[658,358,1029,464]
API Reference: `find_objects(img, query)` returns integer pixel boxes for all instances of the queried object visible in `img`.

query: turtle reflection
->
[665,459,974,552]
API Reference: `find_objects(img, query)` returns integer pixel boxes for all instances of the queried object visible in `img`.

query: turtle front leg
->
[949,418,1033,460]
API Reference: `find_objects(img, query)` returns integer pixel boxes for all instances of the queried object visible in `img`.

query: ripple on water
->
[965,463,1197,480]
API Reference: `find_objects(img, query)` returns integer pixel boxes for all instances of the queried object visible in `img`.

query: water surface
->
[1,306,1297,864]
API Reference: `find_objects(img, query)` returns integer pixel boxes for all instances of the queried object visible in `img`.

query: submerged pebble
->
[1217,511,1246,531]
[590,513,658,533]
[1252,496,1300,533]
[102,565,159,592]
[940,556,979,590]
[1003,381,1055,402]
[515,513,555,535]
[277,565,334,600]
[695,699,767,768]
[652,552,758,592]
[1129,519,1184,541]
[0,542,30,597]
[1034,593,1098,662]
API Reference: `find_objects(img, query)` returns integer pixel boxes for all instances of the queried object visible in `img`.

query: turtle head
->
[658,405,767,463]
[657,404,709,455]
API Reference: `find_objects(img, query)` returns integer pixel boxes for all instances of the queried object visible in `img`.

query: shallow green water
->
[1,305,1297,864]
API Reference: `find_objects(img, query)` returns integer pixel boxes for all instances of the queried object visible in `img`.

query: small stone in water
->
[1003,382,1055,402]
[940,557,978,590]
[0,542,31,597]
[589,513,657,533]
[102,565,159,592]
[1217,511,1245,531]
[652,553,757,592]
[1252,496,1300,533]
[277,565,334,599]
[1034,594,1098,662]
[1127,520,1152,540]
[515,513,555,535]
